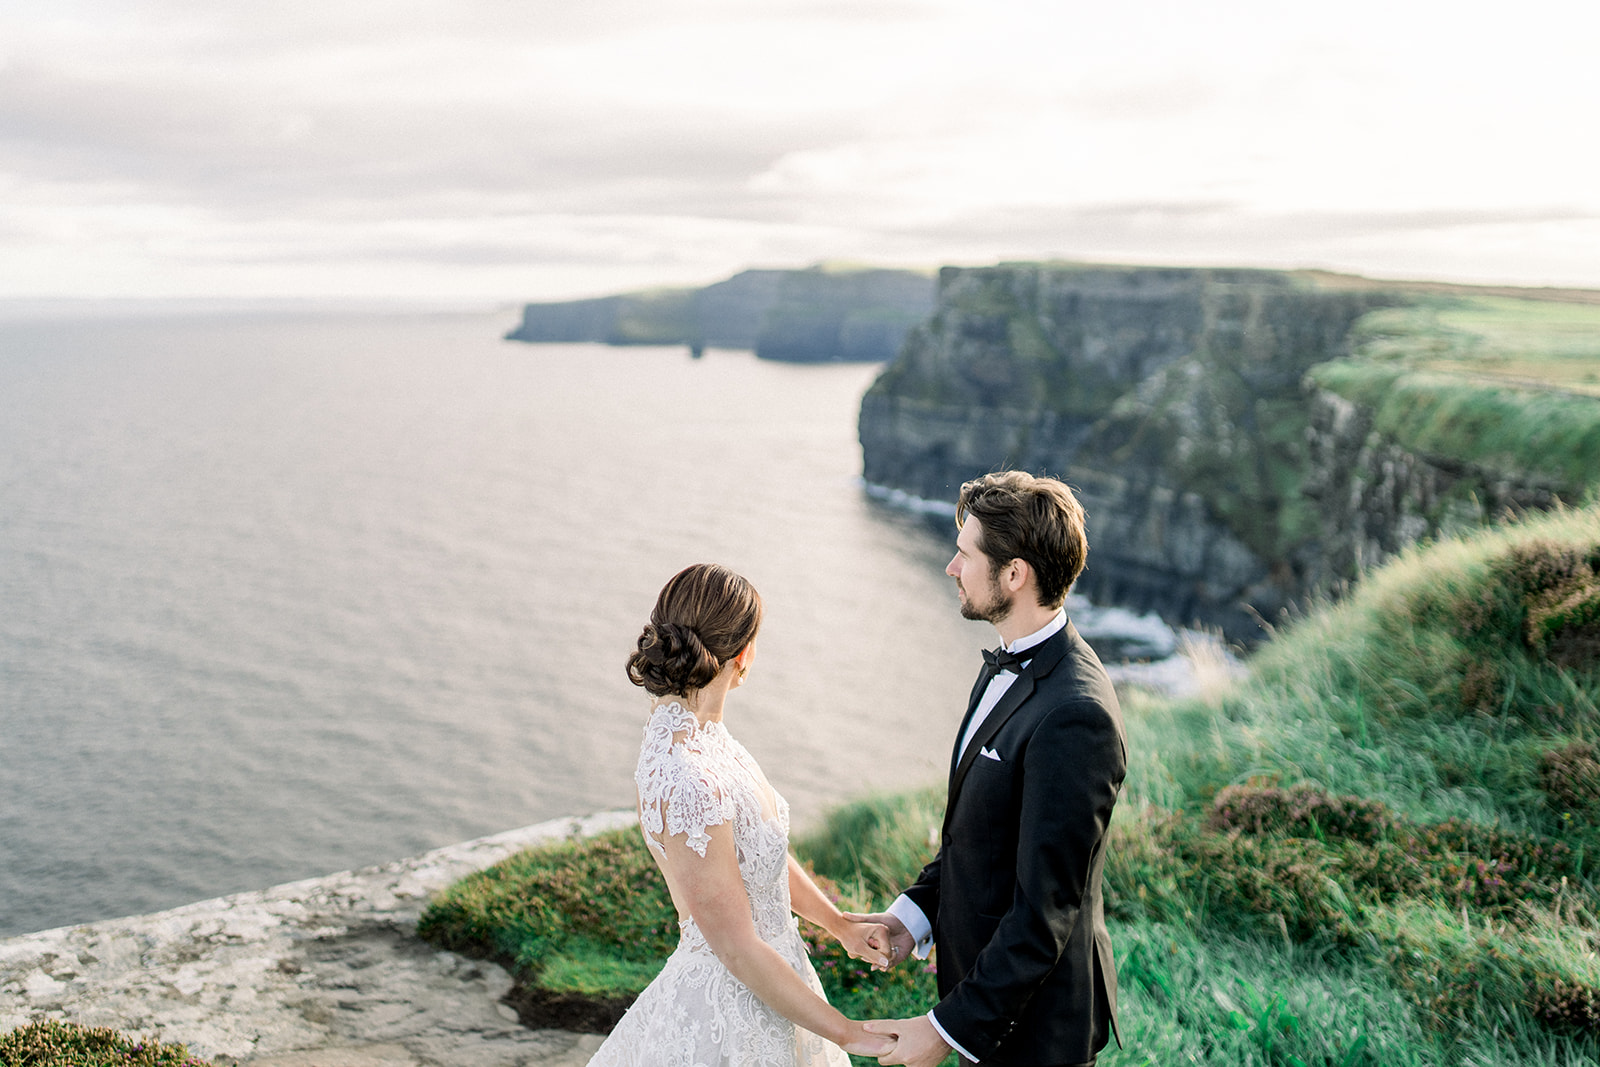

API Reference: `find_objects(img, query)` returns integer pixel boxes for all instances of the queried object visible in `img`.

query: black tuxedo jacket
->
[904,621,1126,1065]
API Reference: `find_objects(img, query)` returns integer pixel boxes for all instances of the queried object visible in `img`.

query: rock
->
[1300,382,1569,587]
[0,811,635,1065]
[246,1046,419,1067]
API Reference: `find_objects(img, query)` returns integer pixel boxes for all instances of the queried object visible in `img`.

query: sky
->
[2,0,1596,302]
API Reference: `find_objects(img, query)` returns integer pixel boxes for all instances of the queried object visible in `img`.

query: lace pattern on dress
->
[635,701,741,858]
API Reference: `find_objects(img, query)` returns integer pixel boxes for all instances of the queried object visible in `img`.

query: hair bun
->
[625,563,764,698]
[627,620,720,696]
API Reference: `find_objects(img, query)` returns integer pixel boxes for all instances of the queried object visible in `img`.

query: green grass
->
[0,1021,214,1066]
[418,505,1600,1064]
[789,786,945,903]
[1101,504,1600,1062]
[1128,505,1600,833]
[1351,297,1600,395]
[417,826,679,994]
[1310,362,1600,496]
[1112,919,1428,1066]
[1310,295,1600,498]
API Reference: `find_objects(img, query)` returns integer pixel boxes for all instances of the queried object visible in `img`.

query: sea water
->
[0,306,1188,937]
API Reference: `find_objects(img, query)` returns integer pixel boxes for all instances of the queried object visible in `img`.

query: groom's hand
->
[863,1016,950,1067]
[841,911,914,971]
[835,916,893,969]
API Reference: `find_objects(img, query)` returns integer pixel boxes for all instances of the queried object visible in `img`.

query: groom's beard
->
[958,572,1013,624]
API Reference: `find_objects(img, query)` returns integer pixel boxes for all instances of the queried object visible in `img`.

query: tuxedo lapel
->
[944,627,1073,829]
[949,670,1033,795]
[949,665,995,777]
[964,662,991,715]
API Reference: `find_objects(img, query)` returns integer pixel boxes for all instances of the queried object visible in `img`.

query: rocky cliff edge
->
[0,811,634,1066]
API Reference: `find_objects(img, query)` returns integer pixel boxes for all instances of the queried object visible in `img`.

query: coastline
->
[0,810,636,1066]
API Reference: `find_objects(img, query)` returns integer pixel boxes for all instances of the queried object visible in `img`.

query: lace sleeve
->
[635,703,737,858]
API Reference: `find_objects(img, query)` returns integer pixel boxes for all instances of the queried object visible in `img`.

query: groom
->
[856,471,1127,1067]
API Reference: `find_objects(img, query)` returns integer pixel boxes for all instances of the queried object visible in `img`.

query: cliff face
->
[859,264,1593,640]
[752,268,935,362]
[1300,387,1571,586]
[506,266,934,362]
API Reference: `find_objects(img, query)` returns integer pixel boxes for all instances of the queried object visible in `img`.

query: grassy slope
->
[1310,295,1600,497]
[1103,505,1600,1065]
[604,288,697,345]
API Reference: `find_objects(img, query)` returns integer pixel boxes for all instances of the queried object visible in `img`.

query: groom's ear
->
[1001,557,1030,592]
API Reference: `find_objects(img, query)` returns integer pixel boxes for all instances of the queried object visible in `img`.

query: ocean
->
[0,306,1184,938]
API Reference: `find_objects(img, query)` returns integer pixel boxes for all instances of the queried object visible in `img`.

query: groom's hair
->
[956,471,1087,609]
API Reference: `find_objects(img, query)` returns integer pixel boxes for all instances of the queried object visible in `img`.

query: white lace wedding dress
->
[586,702,849,1067]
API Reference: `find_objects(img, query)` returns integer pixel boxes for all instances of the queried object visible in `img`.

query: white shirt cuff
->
[927,1010,977,1063]
[887,895,934,959]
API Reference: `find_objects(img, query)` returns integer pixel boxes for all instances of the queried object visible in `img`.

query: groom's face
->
[948,517,1011,623]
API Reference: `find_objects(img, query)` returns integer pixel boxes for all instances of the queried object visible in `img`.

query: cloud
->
[916,202,1600,248]
[0,0,1597,297]
[0,59,866,224]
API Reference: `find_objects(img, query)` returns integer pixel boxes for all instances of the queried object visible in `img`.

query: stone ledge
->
[0,810,635,1066]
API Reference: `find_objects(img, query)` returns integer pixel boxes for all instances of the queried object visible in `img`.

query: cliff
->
[505,265,935,362]
[859,263,1600,640]
[0,812,632,1064]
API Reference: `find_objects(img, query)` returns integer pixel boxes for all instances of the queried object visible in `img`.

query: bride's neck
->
[670,673,735,725]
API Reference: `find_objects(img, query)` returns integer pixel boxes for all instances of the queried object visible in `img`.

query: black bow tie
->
[981,646,1029,676]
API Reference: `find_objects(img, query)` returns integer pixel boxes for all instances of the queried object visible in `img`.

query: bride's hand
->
[835,916,892,969]
[841,910,914,971]
[839,1019,897,1057]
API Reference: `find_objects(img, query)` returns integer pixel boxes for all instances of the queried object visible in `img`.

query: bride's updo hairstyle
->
[627,563,764,697]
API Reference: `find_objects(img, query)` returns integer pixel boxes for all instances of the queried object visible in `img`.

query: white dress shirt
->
[888,609,1067,1060]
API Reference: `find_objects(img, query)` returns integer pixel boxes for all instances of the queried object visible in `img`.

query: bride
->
[588,563,897,1066]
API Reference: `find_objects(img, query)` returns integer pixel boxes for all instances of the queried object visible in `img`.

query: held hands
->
[839,1019,897,1057]
[835,914,893,970]
[834,916,946,1065]
[840,910,916,971]
[862,1016,951,1067]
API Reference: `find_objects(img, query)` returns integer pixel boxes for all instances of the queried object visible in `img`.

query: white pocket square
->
[980,746,1002,761]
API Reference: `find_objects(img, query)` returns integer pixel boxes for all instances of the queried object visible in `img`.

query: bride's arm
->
[653,822,889,1055]
[787,855,891,968]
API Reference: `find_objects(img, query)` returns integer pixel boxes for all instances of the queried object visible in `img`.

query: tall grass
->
[1128,507,1600,831]
[1098,505,1600,1063]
